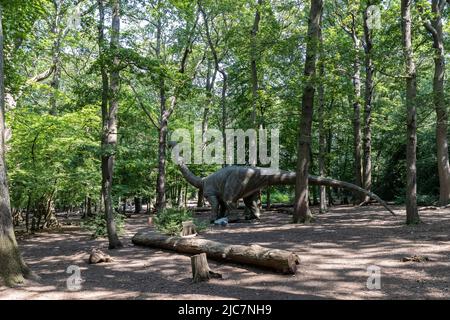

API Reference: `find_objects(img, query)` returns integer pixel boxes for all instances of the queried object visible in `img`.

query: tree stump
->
[181,220,197,237]
[191,253,222,283]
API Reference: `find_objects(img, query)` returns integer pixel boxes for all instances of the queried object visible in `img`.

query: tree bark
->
[191,253,221,283]
[0,4,31,285]
[293,0,323,223]
[401,0,419,224]
[49,0,62,116]
[155,13,167,213]
[200,3,228,159]
[99,0,122,248]
[250,0,263,126]
[351,34,363,203]
[362,2,374,202]
[133,231,300,274]
[317,22,327,213]
[424,0,450,206]
[134,197,141,213]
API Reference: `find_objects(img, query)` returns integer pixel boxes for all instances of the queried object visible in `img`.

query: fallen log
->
[132,231,300,274]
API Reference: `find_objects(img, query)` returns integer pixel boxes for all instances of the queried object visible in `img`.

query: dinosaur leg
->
[206,195,220,223]
[244,192,261,220]
[218,199,227,218]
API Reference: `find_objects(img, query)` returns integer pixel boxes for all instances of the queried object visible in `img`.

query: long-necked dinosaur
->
[177,161,396,221]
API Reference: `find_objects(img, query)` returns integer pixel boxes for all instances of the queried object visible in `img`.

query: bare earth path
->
[1,205,449,299]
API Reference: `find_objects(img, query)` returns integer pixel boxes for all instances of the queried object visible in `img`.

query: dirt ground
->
[1,205,449,300]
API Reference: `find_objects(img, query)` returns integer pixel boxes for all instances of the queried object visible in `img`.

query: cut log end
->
[191,253,222,283]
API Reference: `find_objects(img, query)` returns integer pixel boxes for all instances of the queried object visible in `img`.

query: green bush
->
[81,213,125,238]
[261,190,293,203]
[394,194,438,206]
[153,208,208,235]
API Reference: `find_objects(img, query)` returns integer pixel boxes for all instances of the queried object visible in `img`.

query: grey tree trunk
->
[401,0,419,224]
[424,0,450,206]
[198,60,216,207]
[362,2,374,202]
[0,4,31,285]
[318,22,327,213]
[250,0,262,126]
[200,3,228,160]
[293,0,323,223]
[50,0,62,116]
[351,33,363,203]
[155,14,167,213]
[99,0,122,248]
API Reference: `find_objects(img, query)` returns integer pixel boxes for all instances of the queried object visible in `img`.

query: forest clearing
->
[1,0,450,303]
[1,205,450,300]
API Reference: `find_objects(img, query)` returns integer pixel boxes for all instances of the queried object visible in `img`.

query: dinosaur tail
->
[266,171,395,216]
[308,175,396,216]
[177,160,203,189]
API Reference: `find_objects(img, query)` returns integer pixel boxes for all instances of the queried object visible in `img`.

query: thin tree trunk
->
[87,197,92,216]
[200,3,228,161]
[50,0,62,116]
[155,114,167,212]
[293,0,323,223]
[250,0,262,126]
[155,12,167,212]
[0,4,31,285]
[99,0,122,248]
[198,60,217,207]
[318,22,327,213]
[362,1,374,202]
[134,197,141,213]
[424,0,450,206]
[401,0,419,224]
[350,33,363,202]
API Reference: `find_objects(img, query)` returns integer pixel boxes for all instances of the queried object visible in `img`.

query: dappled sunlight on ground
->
[1,205,450,299]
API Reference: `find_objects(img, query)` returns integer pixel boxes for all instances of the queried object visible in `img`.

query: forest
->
[0,0,450,300]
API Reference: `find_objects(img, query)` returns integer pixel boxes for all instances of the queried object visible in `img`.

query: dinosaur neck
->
[266,170,296,185]
[178,162,203,189]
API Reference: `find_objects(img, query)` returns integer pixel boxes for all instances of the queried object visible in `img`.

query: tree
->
[317,17,327,213]
[100,0,123,248]
[293,0,323,223]
[333,1,364,202]
[0,2,31,285]
[401,0,419,224]
[422,0,450,206]
[362,0,374,201]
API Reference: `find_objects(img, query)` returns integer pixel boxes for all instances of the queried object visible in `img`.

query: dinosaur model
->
[177,161,396,221]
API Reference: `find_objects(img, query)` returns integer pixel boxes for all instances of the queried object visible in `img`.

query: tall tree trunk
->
[0,5,31,285]
[351,34,363,203]
[50,0,62,116]
[134,197,141,213]
[424,0,450,206]
[318,22,327,213]
[293,0,323,223]
[362,2,374,202]
[200,3,228,161]
[87,197,92,216]
[155,112,167,212]
[155,13,167,213]
[401,0,419,224]
[99,0,122,248]
[197,60,216,207]
[250,0,262,126]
